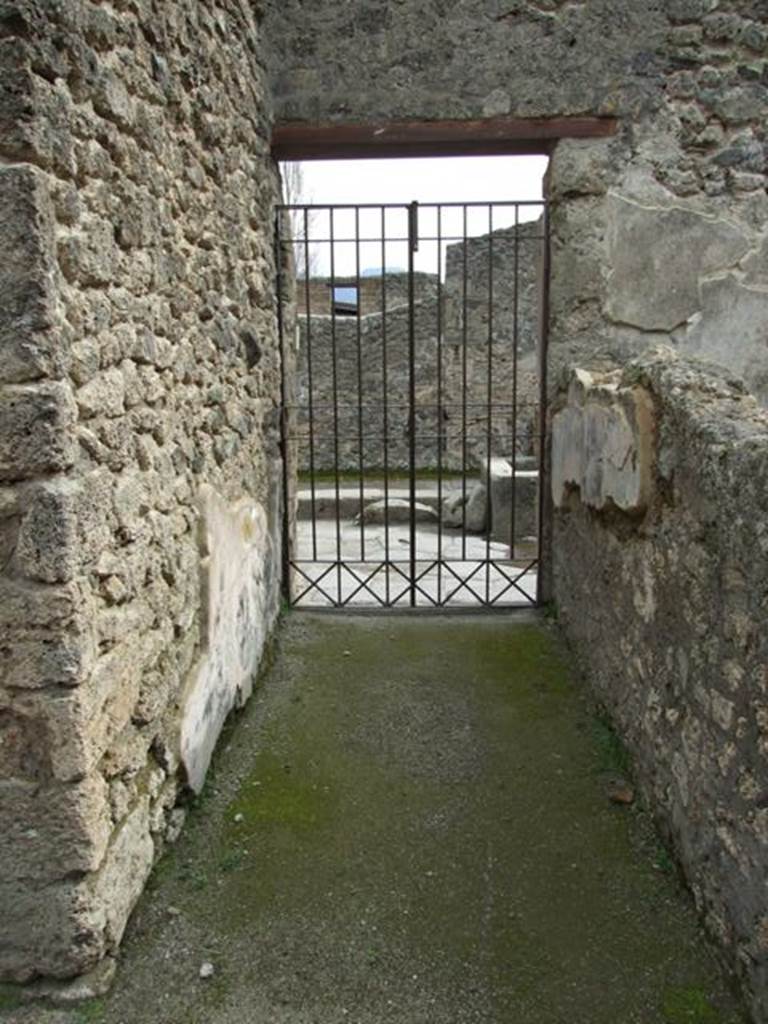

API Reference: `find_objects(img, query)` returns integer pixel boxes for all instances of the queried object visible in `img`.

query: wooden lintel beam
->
[271,116,618,161]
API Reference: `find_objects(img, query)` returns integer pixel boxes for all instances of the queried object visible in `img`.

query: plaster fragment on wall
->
[551,368,654,514]
[179,485,279,793]
[604,194,750,332]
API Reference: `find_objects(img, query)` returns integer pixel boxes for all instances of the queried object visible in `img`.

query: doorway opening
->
[276,154,549,609]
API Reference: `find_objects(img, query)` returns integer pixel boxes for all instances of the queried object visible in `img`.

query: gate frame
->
[271,115,618,611]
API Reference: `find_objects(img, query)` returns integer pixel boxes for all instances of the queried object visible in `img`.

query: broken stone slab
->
[355,499,437,525]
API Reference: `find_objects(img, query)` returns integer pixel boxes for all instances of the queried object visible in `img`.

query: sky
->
[282,155,549,278]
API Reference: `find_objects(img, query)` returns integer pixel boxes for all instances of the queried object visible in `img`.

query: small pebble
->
[343,650,351,657]
[234,812,244,823]
[199,961,215,979]
[167,906,181,917]
[607,779,635,805]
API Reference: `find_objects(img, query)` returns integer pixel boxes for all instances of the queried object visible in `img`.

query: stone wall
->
[552,349,768,1021]
[295,220,542,472]
[266,0,768,404]
[0,0,282,986]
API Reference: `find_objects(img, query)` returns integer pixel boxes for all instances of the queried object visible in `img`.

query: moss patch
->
[663,986,722,1023]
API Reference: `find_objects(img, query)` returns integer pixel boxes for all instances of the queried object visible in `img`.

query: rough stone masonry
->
[2,0,768,1020]
[0,0,282,986]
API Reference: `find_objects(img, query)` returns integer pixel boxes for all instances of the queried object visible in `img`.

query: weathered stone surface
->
[604,196,750,332]
[0,383,77,482]
[554,350,768,1023]
[551,368,654,514]
[681,275,768,405]
[0,0,283,987]
[0,165,59,383]
[180,486,280,793]
[0,775,110,885]
[91,796,154,951]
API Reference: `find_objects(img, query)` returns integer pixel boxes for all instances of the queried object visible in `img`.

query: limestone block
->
[551,370,654,514]
[91,796,154,951]
[1,635,93,690]
[604,194,750,331]
[0,775,111,885]
[548,139,614,200]
[0,877,105,981]
[58,219,119,288]
[0,383,77,482]
[180,486,280,793]
[0,165,59,383]
[7,637,140,784]
[76,367,126,420]
[14,478,81,584]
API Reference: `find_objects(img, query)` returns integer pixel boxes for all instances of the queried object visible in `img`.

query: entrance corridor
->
[14,616,746,1024]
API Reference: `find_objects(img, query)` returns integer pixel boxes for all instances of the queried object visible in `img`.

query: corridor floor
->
[7,615,745,1024]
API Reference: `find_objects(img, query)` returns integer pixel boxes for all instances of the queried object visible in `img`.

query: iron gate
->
[276,200,549,609]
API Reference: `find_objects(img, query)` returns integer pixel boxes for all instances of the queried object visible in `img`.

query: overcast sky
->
[283,155,549,277]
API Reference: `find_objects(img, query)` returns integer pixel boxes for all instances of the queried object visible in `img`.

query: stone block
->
[0,165,59,383]
[14,478,80,584]
[605,194,750,332]
[0,876,105,981]
[1,635,93,690]
[58,219,118,288]
[548,139,614,200]
[551,369,654,514]
[0,383,77,482]
[0,775,110,885]
[75,366,126,421]
[481,458,539,543]
[90,796,154,951]
[6,637,140,784]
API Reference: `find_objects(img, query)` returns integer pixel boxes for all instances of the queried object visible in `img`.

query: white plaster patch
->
[179,485,280,793]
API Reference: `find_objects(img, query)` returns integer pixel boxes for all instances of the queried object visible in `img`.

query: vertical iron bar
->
[436,205,444,607]
[355,207,366,563]
[275,210,292,605]
[485,204,494,605]
[461,205,468,561]
[511,204,520,561]
[329,207,343,605]
[408,200,418,608]
[303,210,318,563]
[381,207,391,606]
[536,204,551,608]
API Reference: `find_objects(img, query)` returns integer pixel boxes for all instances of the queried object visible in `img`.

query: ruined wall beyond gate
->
[0,0,281,984]
[295,220,542,472]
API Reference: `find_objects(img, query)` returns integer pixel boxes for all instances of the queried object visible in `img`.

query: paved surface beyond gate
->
[8,615,746,1024]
